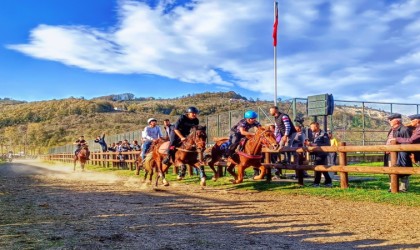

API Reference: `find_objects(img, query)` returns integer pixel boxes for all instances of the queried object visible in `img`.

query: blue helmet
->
[244,110,258,119]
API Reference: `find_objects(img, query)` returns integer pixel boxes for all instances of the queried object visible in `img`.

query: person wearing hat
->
[73,135,90,160]
[385,113,412,192]
[392,114,420,191]
[141,118,163,162]
[224,110,262,160]
[162,107,200,166]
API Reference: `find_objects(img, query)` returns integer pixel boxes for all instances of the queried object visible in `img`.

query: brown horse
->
[73,145,89,172]
[152,125,207,187]
[136,139,169,186]
[206,127,278,184]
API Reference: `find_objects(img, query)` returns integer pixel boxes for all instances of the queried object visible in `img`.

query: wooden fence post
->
[339,142,349,188]
[390,140,399,193]
[265,152,271,183]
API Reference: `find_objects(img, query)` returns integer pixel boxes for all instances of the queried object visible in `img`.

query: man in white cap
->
[141,118,163,162]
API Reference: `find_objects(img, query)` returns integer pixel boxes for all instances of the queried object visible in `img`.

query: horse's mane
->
[192,125,206,131]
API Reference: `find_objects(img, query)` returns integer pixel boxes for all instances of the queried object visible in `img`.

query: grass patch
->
[50,160,420,207]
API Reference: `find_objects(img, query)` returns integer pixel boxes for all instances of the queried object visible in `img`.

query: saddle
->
[158,141,170,154]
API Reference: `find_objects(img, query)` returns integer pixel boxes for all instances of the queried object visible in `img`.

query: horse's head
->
[256,127,278,150]
[186,125,207,151]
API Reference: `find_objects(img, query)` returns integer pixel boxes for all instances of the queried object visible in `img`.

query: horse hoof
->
[200,177,206,187]
[253,176,263,180]
[146,180,152,185]
[211,177,218,181]
[163,179,169,186]
[177,176,183,180]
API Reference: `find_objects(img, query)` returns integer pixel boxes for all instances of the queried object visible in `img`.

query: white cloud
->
[6,0,420,103]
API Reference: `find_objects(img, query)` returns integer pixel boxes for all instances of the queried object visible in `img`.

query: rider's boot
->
[162,147,174,165]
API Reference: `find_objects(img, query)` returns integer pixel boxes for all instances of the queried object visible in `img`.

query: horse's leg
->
[253,164,266,180]
[81,161,85,172]
[232,164,245,184]
[73,159,76,172]
[177,164,187,180]
[207,161,216,181]
[227,164,238,180]
[160,161,170,186]
[194,164,207,187]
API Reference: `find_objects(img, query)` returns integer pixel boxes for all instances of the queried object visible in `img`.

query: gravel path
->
[0,159,419,249]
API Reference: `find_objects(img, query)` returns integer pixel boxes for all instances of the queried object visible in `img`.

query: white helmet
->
[147,118,157,124]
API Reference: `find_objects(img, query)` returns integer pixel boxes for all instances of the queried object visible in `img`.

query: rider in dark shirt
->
[162,107,200,165]
[224,110,261,158]
[74,135,90,160]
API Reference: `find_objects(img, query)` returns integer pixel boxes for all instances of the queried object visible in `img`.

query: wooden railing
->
[260,141,420,193]
[47,151,141,171]
[45,141,420,193]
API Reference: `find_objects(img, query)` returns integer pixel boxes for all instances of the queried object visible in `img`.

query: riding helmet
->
[244,110,258,119]
[186,106,199,114]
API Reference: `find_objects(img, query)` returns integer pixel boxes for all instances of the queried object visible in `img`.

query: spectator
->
[327,131,338,166]
[269,106,297,166]
[108,142,117,152]
[398,114,420,165]
[307,122,332,187]
[131,140,141,151]
[163,119,174,140]
[141,118,163,162]
[269,106,297,148]
[386,113,414,192]
[94,133,108,152]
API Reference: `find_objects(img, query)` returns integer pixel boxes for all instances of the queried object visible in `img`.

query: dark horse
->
[206,127,278,184]
[74,145,89,172]
[152,125,207,187]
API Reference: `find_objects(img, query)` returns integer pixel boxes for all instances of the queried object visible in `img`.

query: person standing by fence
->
[391,114,420,191]
[306,122,332,188]
[94,133,107,152]
[384,113,412,192]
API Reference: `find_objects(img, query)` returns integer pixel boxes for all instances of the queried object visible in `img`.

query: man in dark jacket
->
[392,113,420,191]
[162,107,200,165]
[307,122,331,187]
[384,113,412,192]
[94,133,107,152]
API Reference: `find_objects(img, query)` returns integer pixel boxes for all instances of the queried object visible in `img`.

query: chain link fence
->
[49,98,419,154]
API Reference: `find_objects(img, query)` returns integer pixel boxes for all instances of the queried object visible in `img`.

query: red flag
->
[272,2,278,47]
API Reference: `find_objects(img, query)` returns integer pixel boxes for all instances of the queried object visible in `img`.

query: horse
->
[206,127,278,184]
[74,145,89,172]
[152,125,207,187]
[135,139,168,186]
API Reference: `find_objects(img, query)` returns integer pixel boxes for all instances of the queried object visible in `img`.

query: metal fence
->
[49,98,420,154]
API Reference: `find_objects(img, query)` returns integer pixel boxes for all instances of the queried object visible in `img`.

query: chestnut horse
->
[152,125,207,187]
[206,127,278,184]
[73,145,89,172]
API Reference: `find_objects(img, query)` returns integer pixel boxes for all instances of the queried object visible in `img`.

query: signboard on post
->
[307,94,334,116]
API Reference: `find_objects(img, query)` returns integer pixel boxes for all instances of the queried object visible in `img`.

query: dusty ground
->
[0,159,419,250]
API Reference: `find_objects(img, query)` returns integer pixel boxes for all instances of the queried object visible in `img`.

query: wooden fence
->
[45,141,420,193]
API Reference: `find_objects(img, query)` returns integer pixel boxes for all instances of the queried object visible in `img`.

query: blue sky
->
[1,0,420,103]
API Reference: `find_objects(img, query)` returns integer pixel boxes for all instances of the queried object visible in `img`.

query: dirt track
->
[1,159,419,249]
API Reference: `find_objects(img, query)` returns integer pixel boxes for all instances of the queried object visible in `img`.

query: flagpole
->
[273,0,278,107]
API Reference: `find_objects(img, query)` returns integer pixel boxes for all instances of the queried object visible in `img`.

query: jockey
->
[224,110,261,158]
[141,118,163,161]
[74,135,90,160]
[162,106,200,165]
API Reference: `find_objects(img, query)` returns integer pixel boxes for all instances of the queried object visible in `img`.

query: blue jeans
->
[141,140,153,159]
